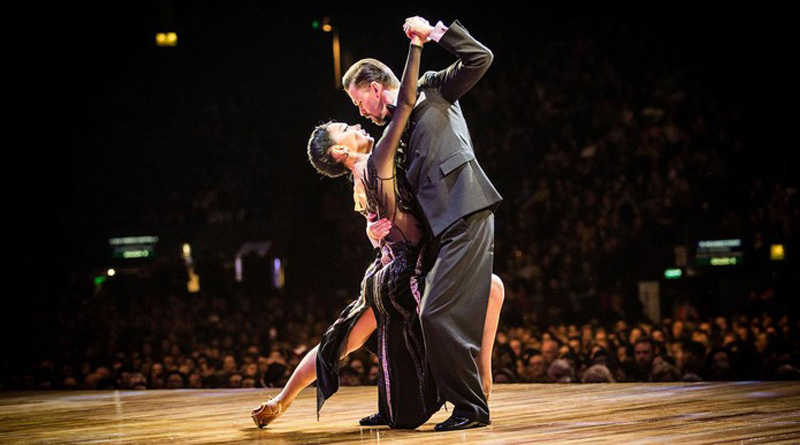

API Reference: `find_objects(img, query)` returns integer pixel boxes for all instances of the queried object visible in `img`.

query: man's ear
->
[370,81,382,96]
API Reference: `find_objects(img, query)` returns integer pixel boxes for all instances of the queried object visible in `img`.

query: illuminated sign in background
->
[695,239,743,267]
[109,236,159,260]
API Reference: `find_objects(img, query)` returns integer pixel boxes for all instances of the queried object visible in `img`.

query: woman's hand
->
[367,213,392,241]
[404,16,431,45]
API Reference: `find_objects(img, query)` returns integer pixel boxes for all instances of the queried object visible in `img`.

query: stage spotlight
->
[311,16,340,88]
[156,32,178,47]
[312,17,333,32]
[107,268,116,277]
[771,244,785,261]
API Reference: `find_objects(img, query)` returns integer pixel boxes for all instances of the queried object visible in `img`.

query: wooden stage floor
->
[2,382,800,444]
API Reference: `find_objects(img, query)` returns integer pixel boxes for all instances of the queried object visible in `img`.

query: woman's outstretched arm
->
[370,38,423,178]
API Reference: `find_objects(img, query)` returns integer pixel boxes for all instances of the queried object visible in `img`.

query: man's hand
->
[367,213,392,241]
[404,16,433,43]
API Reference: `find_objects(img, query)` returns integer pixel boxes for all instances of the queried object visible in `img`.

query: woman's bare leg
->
[478,274,505,399]
[254,307,377,415]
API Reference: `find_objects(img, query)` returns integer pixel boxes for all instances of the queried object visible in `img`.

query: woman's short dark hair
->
[307,122,349,178]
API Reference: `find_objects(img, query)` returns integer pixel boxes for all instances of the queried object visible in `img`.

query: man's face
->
[542,341,558,364]
[568,338,581,353]
[635,342,654,366]
[673,321,684,337]
[347,81,388,126]
[629,328,642,344]
[529,354,545,376]
[652,330,664,343]
[350,359,364,375]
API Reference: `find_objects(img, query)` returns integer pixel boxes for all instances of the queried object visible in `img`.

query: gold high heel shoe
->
[251,396,283,428]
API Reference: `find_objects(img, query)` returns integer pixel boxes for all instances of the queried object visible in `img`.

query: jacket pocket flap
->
[440,149,475,176]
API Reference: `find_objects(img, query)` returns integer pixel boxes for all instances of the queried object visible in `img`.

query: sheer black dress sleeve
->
[361,43,425,246]
[371,42,422,177]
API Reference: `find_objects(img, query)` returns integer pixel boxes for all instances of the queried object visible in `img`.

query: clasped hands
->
[403,16,433,45]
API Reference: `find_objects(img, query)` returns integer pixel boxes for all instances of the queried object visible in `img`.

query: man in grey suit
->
[343,16,501,431]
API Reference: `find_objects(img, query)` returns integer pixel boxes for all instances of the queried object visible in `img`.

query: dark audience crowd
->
[4,18,798,391]
[4,279,799,390]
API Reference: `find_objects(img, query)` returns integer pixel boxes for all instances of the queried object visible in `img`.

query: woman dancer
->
[252,23,504,429]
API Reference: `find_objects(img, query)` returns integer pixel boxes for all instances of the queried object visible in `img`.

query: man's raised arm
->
[405,17,493,103]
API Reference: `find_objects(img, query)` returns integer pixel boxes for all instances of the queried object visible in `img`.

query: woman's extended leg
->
[478,274,505,400]
[252,307,377,426]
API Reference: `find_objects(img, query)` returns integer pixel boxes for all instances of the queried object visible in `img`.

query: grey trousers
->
[419,208,494,424]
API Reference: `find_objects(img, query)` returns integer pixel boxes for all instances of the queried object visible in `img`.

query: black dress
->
[315,42,442,429]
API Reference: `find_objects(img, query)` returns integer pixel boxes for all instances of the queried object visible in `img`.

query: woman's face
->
[328,122,374,155]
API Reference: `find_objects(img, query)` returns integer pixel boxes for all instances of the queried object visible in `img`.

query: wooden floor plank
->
[1,383,800,444]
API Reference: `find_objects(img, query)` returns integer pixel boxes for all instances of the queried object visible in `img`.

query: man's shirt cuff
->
[430,21,448,42]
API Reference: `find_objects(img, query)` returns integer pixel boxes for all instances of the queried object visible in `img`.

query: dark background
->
[8,3,796,325]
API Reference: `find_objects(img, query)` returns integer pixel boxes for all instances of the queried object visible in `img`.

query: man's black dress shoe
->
[434,415,490,431]
[359,412,388,426]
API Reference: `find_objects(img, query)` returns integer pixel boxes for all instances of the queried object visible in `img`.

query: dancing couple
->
[251,16,503,432]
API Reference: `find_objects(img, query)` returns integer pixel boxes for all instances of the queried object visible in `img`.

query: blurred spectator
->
[549,359,577,383]
[583,364,616,383]
[631,338,656,382]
